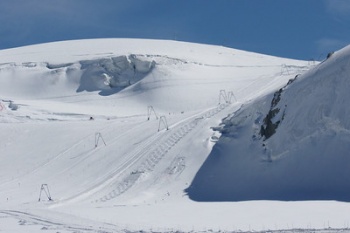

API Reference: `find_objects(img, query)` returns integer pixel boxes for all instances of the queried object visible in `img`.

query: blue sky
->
[1,0,350,60]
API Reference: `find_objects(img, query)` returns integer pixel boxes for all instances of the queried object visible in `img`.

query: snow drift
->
[187,44,350,202]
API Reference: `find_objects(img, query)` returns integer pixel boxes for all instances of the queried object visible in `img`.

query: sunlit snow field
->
[1,39,350,232]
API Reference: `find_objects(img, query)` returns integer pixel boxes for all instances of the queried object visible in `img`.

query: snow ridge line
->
[96,103,229,202]
[136,53,304,69]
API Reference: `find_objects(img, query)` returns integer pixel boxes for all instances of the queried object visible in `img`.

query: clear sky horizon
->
[1,0,350,60]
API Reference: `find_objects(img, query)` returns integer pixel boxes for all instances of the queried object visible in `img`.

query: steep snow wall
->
[0,55,155,98]
[77,55,155,94]
[187,44,350,202]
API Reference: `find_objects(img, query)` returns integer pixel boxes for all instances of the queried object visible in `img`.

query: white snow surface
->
[1,38,349,232]
[187,45,350,202]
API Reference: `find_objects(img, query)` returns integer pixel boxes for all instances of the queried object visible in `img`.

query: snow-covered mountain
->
[1,38,350,232]
[187,45,350,202]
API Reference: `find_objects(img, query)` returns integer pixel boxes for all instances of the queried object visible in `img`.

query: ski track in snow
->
[2,209,350,233]
[0,117,144,186]
[53,103,231,205]
[95,104,230,203]
[0,210,119,233]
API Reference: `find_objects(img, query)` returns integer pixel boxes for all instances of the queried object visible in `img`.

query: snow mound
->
[187,44,350,202]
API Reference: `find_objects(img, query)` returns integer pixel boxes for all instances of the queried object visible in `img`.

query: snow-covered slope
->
[5,38,350,232]
[0,39,306,116]
[187,45,350,202]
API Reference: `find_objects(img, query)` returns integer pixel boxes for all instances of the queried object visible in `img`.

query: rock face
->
[259,88,283,140]
[259,75,297,140]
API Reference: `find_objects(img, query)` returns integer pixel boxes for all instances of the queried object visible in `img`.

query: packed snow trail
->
[0,210,121,233]
[93,103,231,203]
[50,103,233,205]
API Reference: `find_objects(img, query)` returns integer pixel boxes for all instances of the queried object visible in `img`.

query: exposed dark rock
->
[327,51,334,59]
[259,74,298,140]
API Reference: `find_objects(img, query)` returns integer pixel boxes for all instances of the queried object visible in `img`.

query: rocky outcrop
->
[259,75,298,140]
